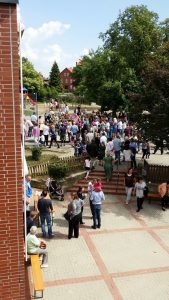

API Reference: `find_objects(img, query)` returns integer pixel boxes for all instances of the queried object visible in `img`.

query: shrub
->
[48,163,68,179]
[31,146,42,161]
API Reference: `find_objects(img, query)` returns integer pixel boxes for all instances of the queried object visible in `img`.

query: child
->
[93,178,102,192]
[74,142,81,157]
[39,133,45,146]
[84,157,91,179]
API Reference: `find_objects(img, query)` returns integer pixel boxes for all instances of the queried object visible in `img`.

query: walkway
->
[30,192,169,300]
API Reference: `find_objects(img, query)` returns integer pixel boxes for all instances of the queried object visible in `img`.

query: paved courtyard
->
[29,193,169,300]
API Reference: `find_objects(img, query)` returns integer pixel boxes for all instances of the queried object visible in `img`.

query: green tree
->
[49,61,62,92]
[101,5,162,73]
[22,57,44,92]
[72,49,138,111]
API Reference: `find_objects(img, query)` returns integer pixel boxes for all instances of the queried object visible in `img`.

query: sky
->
[19,0,169,77]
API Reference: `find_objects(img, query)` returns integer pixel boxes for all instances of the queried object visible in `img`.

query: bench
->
[147,193,160,204]
[30,254,44,298]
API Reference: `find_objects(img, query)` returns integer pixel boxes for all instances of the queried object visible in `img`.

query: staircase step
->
[67,188,126,195]
[79,179,124,184]
[67,186,125,195]
[71,182,125,188]
[90,171,125,175]
[89,173,124,178]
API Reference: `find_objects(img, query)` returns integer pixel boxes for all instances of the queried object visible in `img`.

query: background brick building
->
[0,1,29,299]
[60,67,74,92]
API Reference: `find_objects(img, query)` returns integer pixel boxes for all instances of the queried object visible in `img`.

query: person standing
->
[59,123,67,146]
[33,123,40,144]
[26,211,35,234]
[77,186,86,225]
[88,180,96,217]
[124,168,135,204]
[25,175,32,217]
[141,140,148,159]
[158,181,169,211]
[91,189,105,229]
[37,190,53,238]
[103,152,115,182]
[43,122,50,147]
[113,134,122,165]
[48,127,59,148]
[30,112,37,125]
[84,157,92,179]
[98,141,106,166]
[134,177,146,212]
[67,193,84,239]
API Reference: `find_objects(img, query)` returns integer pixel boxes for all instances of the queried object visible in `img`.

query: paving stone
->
[114,271,169,300]
[91,230,169,273]
[44,280,113,300]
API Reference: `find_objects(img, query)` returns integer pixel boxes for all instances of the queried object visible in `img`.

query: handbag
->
[63,210,71,221]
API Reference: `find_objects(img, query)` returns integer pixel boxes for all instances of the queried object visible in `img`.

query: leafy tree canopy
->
[22,57,44,92]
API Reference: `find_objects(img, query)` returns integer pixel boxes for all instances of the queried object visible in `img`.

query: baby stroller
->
[46,178,64,201]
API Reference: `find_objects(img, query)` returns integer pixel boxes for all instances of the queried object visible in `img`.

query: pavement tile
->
[154,228,169,248]
[33,191,169,300]
[91,231,169,273]
[129,201,169,227]
[114,271,169,300]
[44,280,114,300]
[42,236,101,282]
[84,204,141,232]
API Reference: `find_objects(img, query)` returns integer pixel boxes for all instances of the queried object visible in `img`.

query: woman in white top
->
[84,157,91,179]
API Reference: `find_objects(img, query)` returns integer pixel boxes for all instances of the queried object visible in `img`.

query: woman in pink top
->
[33,124,40,144]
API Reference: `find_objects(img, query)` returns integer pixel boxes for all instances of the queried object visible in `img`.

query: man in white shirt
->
[86,129,94,144]
[117,120,123,134]
[43,123,50,146]
[91,190,105,229]
[100,132,107,146]
[106,137,114,156]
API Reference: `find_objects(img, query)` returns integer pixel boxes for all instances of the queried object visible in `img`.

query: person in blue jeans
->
[113,134,122,165]
[91,190,105,229]
[38,190,54,238]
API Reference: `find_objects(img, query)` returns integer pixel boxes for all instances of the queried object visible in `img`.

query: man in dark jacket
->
[38,190,54,238]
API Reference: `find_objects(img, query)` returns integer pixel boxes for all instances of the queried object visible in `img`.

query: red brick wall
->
[60,68,74,92]
[0,2,28,299]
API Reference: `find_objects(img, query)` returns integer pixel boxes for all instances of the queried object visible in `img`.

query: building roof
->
[60,67,73,74]
[68,68,73,73]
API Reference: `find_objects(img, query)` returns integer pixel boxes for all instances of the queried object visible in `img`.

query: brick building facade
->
[0,1,28,299]
[60,67,74,92]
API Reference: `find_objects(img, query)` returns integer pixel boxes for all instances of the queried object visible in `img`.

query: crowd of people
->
[25,172,169,269]
[24,99,169,268]
[24,99,155,167]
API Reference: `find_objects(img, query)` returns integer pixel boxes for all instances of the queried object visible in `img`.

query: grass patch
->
[26,154,58,166]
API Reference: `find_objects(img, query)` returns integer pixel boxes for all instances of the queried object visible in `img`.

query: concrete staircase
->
[67,169,126,195]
